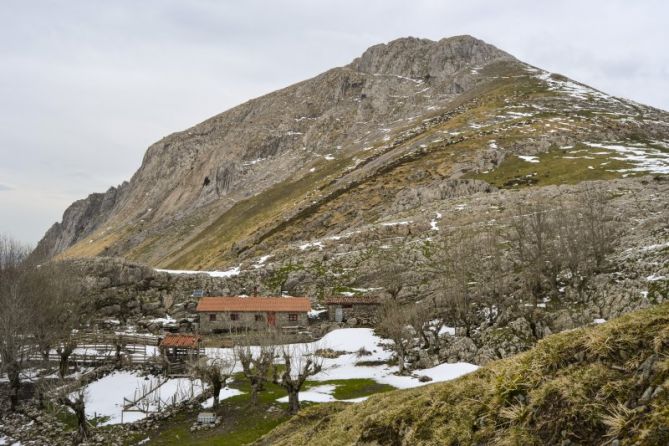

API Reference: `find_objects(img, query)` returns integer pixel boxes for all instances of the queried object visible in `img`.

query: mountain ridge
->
[34,35,669,268]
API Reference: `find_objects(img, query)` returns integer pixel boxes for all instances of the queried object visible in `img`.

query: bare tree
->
[366,240,419,301]
[0,234,32,410]
[408,304,433,350]
[234,332,276,405]
[190,357,236,409]
[58,389,89,444]
[21,261,83,378]
[579,187,616,270]
[376,301,415,374]
[471,226,510,325]
[272,343,323,414]
[509,202,558,305]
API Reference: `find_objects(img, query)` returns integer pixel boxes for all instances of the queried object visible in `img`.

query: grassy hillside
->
[257,303,669,446]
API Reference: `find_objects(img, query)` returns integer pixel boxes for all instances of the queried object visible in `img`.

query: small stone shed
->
[196,296,311,333]
[325,296,382,324]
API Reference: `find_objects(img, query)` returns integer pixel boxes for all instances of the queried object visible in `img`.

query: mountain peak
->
[348,35,514,80]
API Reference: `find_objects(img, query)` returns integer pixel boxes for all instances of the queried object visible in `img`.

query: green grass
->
[142,374,289,446]
[138,374,396,446]
[466,144,635,188]
[304,378,395,401]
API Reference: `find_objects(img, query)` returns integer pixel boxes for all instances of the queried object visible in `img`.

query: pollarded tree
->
[234,333,276,405]
[190,357,236,409]
[58,389,89,444]
[272,343,323,414]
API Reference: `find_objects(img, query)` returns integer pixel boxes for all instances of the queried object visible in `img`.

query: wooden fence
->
[24,332,161,368]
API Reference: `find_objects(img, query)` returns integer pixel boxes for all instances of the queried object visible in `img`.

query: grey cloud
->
[1,0,667,243]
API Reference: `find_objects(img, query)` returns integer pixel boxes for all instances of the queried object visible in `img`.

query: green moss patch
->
[467,144,636,188]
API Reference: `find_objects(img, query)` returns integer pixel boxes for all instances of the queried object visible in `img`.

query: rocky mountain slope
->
[36,35,669,270]
[256,302,669,445]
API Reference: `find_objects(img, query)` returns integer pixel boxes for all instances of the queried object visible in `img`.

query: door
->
[267,312,276,327]
[335,306,343,323]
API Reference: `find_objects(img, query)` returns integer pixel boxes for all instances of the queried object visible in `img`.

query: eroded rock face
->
[349,35,514,80]
[33,35,521,265]
[35,185,125,259]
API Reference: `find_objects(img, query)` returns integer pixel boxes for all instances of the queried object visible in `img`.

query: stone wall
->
[199,311,308,333]
[326,303,379,324]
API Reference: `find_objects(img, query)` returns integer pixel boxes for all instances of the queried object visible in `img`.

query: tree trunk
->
[212,380,222,409]
[7,360,20,411]
[60,395,89,444]
[40,347,50,363]
[59,351,71,379]
[74,400,88,443]
[250,380,260,405]
[397,346,405,375]
[287,389,300,414]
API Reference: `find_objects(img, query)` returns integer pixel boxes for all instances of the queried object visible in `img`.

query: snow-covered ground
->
[535,71,612,103]
[200,387,244,409]
[584,142,669,174]
[79,371,207,425]
[155,266,241,278]
[518,155,540,163]
[0,435,22,446]
[308,329,477,389]
[205,328,478,392]
[59,328,477,425]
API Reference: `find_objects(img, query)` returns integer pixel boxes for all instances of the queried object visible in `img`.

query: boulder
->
[441,337,478,363]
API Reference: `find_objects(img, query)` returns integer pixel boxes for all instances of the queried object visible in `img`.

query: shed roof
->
[325,296,382,305]
[159,333,202,349]
[196,296,311,313]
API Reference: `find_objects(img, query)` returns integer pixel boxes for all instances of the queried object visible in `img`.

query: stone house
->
[325,296,381,324]
[196,296,311,333]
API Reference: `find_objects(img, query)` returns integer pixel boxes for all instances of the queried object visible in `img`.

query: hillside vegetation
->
[36,36,669,270]
[257,303,669,446]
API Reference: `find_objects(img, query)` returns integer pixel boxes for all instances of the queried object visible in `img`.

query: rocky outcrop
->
[33,34,669,274]
[32,35,538,265]
[34,184,126,259]
[349,35,514,80]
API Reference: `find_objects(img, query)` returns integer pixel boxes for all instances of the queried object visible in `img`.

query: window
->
[255,314,264,322]
[209,314,216,321]
[230,313,239,321]
[343,304,353,309]
[288,313,298,322]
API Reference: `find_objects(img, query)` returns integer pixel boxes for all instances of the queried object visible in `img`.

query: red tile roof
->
[196,296,311,313]
[325,296,382,305]
[159,333,201,349]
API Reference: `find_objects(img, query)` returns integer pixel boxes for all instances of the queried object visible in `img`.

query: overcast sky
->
[1,0,667,244]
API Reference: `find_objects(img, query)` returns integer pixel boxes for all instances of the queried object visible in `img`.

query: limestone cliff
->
[35,35,669,269]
